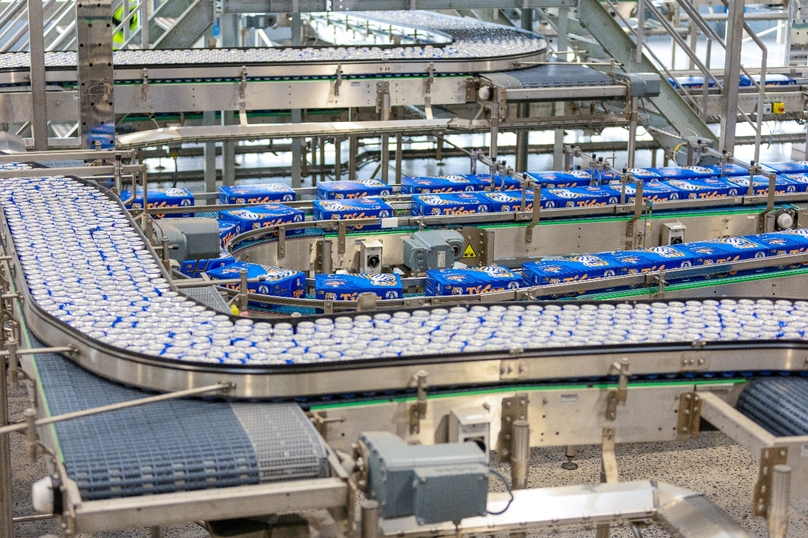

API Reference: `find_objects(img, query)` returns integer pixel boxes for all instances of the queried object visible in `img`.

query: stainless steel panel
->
[76,0,115,149]
[0,90,78,123]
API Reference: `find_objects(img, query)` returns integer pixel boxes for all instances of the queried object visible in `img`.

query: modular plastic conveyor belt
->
[480,62,615,89]
[737,377,808,436]
[25,327,329,501]
[0,11,549,85]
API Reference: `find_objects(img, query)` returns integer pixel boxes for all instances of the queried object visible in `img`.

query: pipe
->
[510,420,529,491]
[768,465,791,538]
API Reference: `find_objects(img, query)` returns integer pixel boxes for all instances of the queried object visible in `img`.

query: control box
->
[661,222,687,245]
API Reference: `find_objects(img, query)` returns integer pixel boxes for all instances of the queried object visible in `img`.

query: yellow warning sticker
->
[463,244,477,258]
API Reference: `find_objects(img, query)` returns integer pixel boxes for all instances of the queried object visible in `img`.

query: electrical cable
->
[486,468,514,515]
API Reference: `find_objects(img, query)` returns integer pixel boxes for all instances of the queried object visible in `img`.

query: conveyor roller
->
[736,377,808,436]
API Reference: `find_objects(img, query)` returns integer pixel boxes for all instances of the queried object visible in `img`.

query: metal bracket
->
[424,63,435,120]
[140,68,148,100]
[465,79,477,103]
[338,221,347,254]
[238,66,248,126]
[409,370,428,435]
[277,225,287,260]
[499,358,527,380]
[525,185,542,243]
[676,392,702,439]
[605,358,630,421]
[497,393,529,462]
[307,411,346,441]
[753,446,789,517]
[334,64,343,97]
[315,239,333,275]
[680,352,710,372]
[600,427,618,484]
[375,81,390,120]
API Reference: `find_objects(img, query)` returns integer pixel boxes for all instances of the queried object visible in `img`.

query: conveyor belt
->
[736,377,808,436]
[26,328,329,501]
[481,62,615,89]
[0,12,548,85]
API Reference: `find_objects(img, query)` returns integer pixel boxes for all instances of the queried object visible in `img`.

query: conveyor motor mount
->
[403,230,466,273]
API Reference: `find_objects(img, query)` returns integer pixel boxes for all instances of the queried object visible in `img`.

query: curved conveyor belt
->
[6,173,808,399]
[0,12,548,85]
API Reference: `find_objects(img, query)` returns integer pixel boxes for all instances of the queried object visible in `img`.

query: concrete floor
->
[7,379,808,538]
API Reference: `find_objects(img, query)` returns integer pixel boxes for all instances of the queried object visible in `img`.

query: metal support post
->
[627,97,639,169]
[75,0,114,150]
[394,134,403,184]
[719,0,744,153]
[139,0,149,47]
[222,112,236,187]
[515,104,529,173]
[0,321,11,538]
[561,445,578,470]
[29,0,47,151]
[380,135,389,184]
[768,464,791,538]
[239,267,248,313]
[510,420,529,491]
[360,500,379,538]
[203,110,216,201]
[334,137,342,179]
[552,7,569,170]
[319,137,326,185]
[635,0,644,64]
[349,135,358,180]
[291,12,303,188]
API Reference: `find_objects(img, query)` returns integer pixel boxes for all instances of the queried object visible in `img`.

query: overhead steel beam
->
[576,0,717,147]
[221,0,577,13]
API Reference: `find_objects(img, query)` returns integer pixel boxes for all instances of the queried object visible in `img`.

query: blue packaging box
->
[611,246,696,274]
[411,192,491,216]
[648,166,718,180]
[667,76,717,89]
[121,187,194,218]
[218,220,239,247]
[425,265,522,296]
[218,184,296,204]
[761,161,808,174]
[778,174,808,192]
[180,250,235,278]
[527,171,593,188]
[614,181,683,203]
[741,74,796,87]
[705,164,750,177]
[522,254,622,286]
[626,168,661,180]
[312,198,393,231]
[315,273,402,301]
[544,185,621,208]
[219,204,305,235]
[687,236,769,265]
[316,179,392,200]
[727,175,798,195]
[666,178,741,199]
[401,175,485,194]
[462,174,523,190]
[753,231,808,257]
[206,261,305,298]
[478,191,563,212]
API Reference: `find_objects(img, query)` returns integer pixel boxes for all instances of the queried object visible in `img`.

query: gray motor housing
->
[402,230,466,273]
[359,431,489,524]
[152,218,220,263]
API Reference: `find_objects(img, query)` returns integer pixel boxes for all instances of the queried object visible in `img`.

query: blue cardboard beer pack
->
[666,178,741,199]
[686,236,769,265]
[544,185,622,208]
[479,190,566,212]
[625,168,661,180]
[610,246,696,273]
[316,179,392,200]
[705,164,749,177]
[727,175,798,195]
[219,204,305,235]
[411,192,491,216]
[522,254,622,286]
[218,220,239,247]
[614,181,683,203]
[400,175,485,194]
[426,265,522,296]
[120,187,194,218]
[527,171,593,188]
[206,261,305,298]
[776,174,808,192]
[314,273,402,301]
[218,184,296,204]
[180,250,236,278]
[461,174,521,190]
[648,166,717,180]
[761,161,808,174]
[312,198,393,231]
[752,231,808,257]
